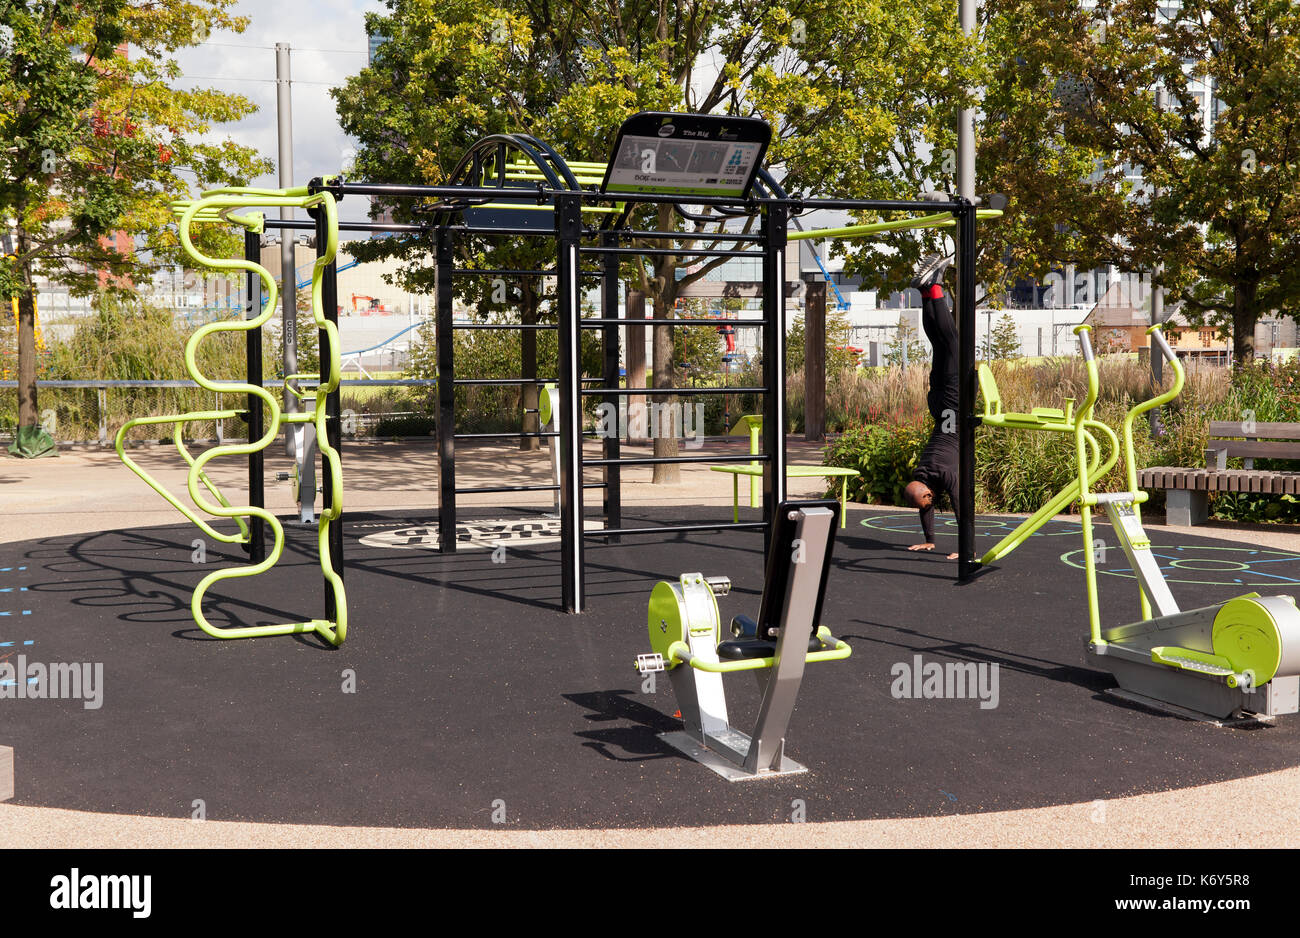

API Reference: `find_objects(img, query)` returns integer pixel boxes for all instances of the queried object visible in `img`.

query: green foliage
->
[4,292,274,441]
[334,0,978,469]
[987,312,1021,360]
[824,416,930,506]
[1,0,271,425]
[374,414,437,437]
[787,306,859,377]
[980,0,1300,364]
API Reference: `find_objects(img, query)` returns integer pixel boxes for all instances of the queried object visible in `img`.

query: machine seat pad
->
[716,634,824,660]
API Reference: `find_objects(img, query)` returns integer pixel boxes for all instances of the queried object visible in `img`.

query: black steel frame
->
[235,147,981,616]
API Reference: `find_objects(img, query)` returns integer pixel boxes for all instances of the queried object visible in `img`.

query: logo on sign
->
[657,124,675,137]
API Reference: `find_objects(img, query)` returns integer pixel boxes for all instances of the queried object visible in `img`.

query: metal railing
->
[0,378,439,444]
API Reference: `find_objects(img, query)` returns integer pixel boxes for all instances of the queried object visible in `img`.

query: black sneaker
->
[911,253,954,291]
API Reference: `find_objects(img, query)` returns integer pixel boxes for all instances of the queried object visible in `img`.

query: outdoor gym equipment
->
[635,499,852,779]
[711,414,860,528]
[974,358,1113,565]
[540,381,561,517]
[115,184,347,645]
[118,110,999,630]
[1073,325,1300,720]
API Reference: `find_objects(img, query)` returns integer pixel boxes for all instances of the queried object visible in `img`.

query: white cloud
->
[171,0,386,221]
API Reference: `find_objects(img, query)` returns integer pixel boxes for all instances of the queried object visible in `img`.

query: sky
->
[172,0,385,223]
[168,0,856,259]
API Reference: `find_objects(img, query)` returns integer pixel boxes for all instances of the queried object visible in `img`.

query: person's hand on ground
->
[946,552,958,560]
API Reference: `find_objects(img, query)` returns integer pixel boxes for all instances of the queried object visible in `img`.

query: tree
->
[884,314,927,367]
[333,0,978,481]
[987,312,1021,360]
[0,0,270,431]
[979,0,1300,366]
[788,305,859,375]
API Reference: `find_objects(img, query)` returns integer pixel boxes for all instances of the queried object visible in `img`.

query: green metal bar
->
[979,423,1111,565]
[786,208,1002,241]
[1072,325,1106,645]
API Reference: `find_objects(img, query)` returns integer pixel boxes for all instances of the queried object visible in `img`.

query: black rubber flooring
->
[2,505,1299,829]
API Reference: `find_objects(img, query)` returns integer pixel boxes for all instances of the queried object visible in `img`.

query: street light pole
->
[276,42,298,453]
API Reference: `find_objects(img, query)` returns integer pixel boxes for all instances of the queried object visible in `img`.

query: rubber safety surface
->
[2,506,1298,829]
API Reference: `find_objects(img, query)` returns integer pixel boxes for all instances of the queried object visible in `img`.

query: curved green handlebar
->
[1119,326,1185,493]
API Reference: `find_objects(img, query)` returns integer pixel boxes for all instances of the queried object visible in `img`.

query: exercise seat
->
[716,635,827,660]
[978,363,1074,430]
[721,612,826,658]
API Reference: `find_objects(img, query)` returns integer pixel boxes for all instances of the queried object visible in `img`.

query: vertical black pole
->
[436,226,456,553]
[315,208,344,615]
[957,199,977,581]
[761,202,788,527]
[601,230,621,541]
[555,193,584,613]
[244,229,266,564]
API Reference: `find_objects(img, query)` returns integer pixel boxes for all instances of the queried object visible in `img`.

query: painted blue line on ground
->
[0,587,29,592]
[0,611,32,616]
[0,641,36,647]
[0,567,27,573]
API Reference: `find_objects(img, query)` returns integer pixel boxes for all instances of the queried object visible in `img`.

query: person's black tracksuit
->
[912,283,961,543]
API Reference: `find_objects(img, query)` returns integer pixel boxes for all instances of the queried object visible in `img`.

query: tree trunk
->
[15,231,37,428]
[651,292,679,483]
[625,289,647,440]
[519,278,539,451]
[650,243,680,484]
[1231,279,1259,368]
[804,279,826,442]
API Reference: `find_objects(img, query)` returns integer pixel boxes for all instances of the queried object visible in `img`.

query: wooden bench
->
[1140,421,1300,525]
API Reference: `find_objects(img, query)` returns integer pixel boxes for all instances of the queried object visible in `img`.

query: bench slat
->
[1208,421,1300,441]
[1207,440,1300,461]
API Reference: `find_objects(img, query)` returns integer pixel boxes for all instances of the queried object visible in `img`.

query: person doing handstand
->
[903,255,960,559]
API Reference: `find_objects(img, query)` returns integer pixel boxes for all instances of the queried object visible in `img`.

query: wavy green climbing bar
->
[115,185,347,645]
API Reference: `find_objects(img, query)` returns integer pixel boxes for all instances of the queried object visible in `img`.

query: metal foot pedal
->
[635,653,664,674]
[1150,646,1237,679]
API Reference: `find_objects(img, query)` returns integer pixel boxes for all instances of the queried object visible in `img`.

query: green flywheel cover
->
[648,581,687,668]
[1212,597,1283,685]
[539,383,556,427]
